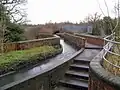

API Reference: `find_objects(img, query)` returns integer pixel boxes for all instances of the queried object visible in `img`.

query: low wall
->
[1,37,60,53]
[76,34,104,46]
[0,48,84,90]
[1,61,71,90]
[89,42,120,90]
[57,33,86,49]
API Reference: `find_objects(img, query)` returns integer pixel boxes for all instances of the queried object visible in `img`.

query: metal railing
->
[103,33,120,76]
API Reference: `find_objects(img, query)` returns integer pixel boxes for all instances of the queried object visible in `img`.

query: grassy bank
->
[0,45,62,75]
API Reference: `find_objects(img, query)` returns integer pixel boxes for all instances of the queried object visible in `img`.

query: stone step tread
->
[85,47,103,49]
[74,59,90,62]
[74,57,91,61]
[66,70,89,77]
[85,43,102,48]
[55,86,79,90]
[70,64,89,69]
[60,78,88,88]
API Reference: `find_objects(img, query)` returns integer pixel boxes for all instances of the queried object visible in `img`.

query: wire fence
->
[103,33,120,76]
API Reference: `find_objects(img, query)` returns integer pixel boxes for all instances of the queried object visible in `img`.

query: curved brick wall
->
[89,42,120,90]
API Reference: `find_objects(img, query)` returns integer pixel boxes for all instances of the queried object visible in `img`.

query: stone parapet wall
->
[1,37,60,53]
[89,42,120,90]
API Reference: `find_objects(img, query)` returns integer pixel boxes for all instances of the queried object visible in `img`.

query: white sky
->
[26,0,116,24]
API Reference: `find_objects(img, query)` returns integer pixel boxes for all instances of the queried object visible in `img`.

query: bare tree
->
[0,0,27,24]
[97,0,120,34]
[85,12,102,35]
[0,0,27,54]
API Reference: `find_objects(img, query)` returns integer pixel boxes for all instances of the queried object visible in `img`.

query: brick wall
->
[89,72,116,90]
[1,37,60,53]
[76,34,104,46]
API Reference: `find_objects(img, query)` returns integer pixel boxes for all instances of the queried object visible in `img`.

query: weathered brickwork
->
[89,73,116,90]
[1,37,60,53]
[76,34,104,46]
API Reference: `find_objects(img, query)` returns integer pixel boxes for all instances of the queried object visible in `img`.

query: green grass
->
[0,45,62,74]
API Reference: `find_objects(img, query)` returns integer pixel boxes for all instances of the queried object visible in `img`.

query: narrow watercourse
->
[0,37,77,90]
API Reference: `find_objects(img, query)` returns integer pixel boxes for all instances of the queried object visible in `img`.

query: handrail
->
[89,37,120,90]
[103,33,120,75]
[103,56,120,69]
[104,33,120,44]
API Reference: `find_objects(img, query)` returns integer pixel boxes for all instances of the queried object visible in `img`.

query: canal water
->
[0,39,77,87]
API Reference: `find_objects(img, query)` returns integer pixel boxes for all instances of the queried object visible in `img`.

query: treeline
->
[91,16,120,36]
[84,13,120,36]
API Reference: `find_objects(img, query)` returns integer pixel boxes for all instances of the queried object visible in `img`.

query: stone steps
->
[85,47,103,49]
[73,59,90,65]
[55,86,80,90]
[65,70,89,80]
[85,43,103,49]
[57,58,89,90]
[60,77,88,90]
[74,59,90,62]
[70,64,89,72]
[56,48,97,90]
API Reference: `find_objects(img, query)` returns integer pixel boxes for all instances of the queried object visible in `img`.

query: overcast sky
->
[26,0,115,24]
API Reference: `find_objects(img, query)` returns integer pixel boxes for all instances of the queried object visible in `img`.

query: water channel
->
[0,38,77,88]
